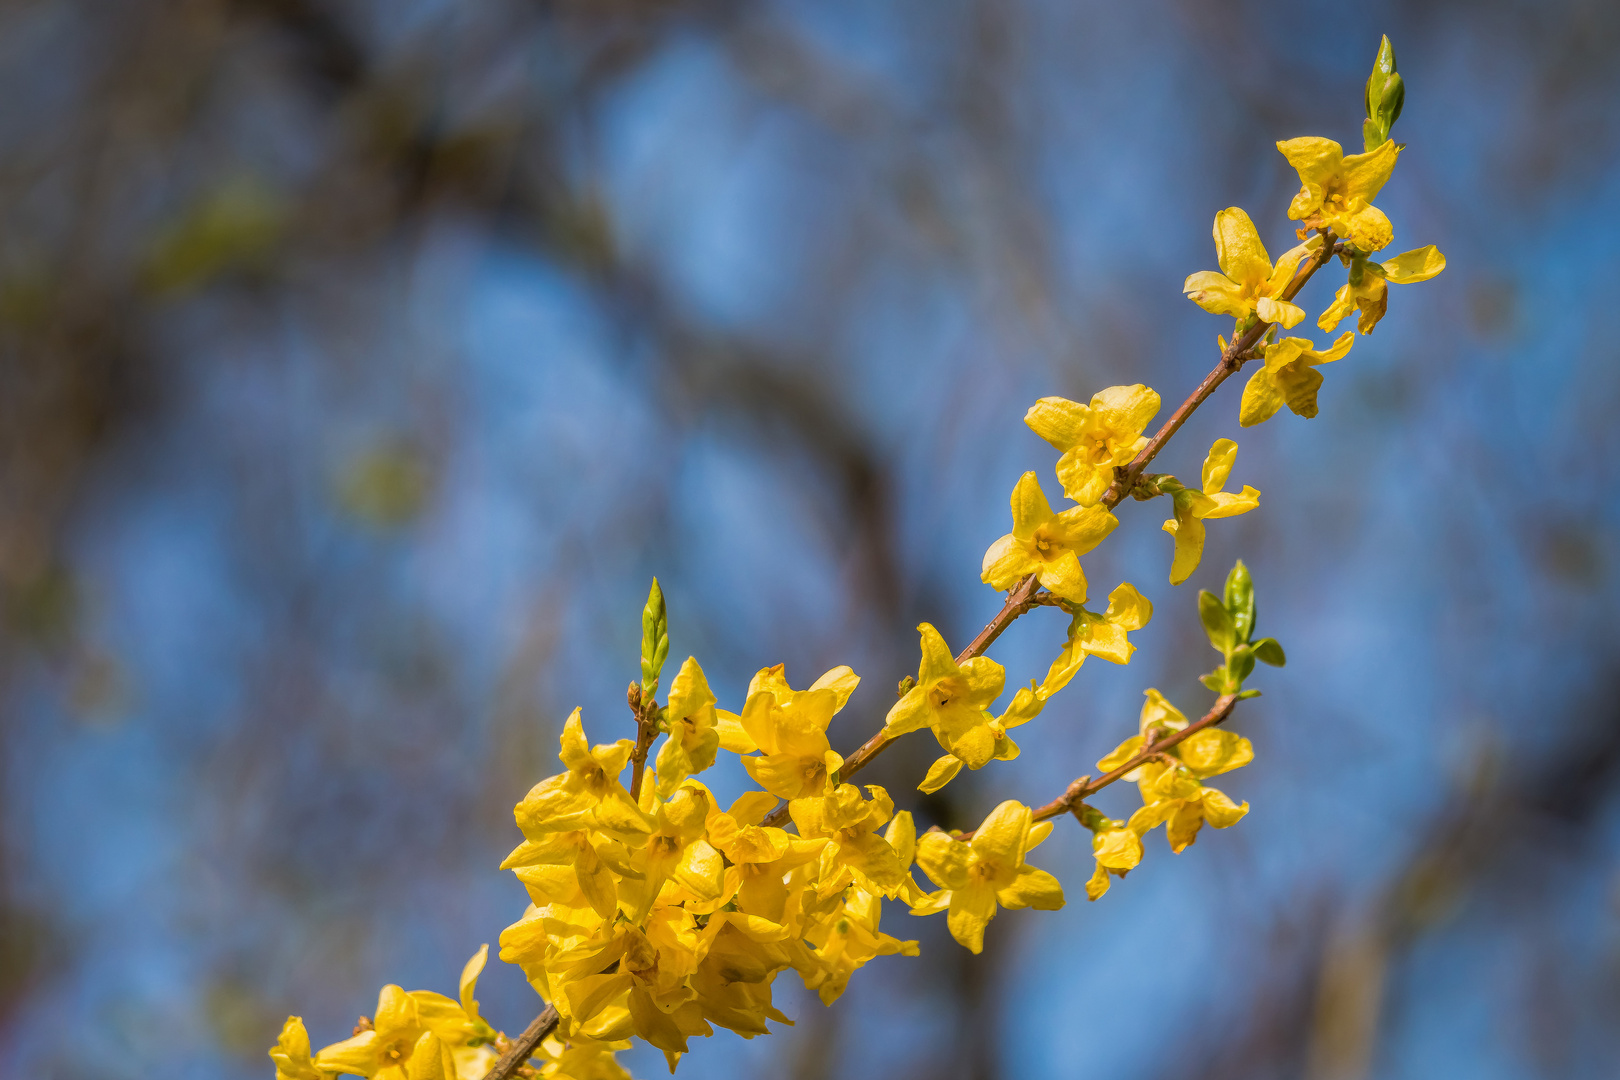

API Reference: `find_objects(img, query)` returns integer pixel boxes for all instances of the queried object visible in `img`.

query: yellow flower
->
[794,887,919,1005]
[1024,385,1161,506]
[513,709,642,836]
[790,783,904,897]
[409,945,496,1051]
[270,1017,321,1080]
[1040,582,1153,696]
[1095,690,1252,854]
[315,984,423,1079]
[910,801,1064,953]
[1160,439,1261,585]
[706,802,827,924]
[1083,817,1145,902]
[621,781,724,923]
[1276,136,1401,251]
[883,623,1005,768]
[1126,762,1250,853]
[1238,332,1355,427]
[1183,207,1312,330]
[653,657,721,796]
[916,682,1043,794]
[690,913,797,1037]
[1319,245,1447,335]
[981,471,1119,604]
[737,684,846,803]
[550,908,711,1059]
[712,663,858,757]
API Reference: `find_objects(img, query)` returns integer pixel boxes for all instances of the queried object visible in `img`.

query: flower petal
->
[1381,244,1446,284]
[1212,207,1271,286]
[1238,368,1286,427]
[997,865,1066,911]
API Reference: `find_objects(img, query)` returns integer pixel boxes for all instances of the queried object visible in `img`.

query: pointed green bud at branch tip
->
[1363,34,1405,150]
[640,577,669,698]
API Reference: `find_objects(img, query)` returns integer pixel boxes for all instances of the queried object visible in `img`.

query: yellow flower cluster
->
[271,950,503,1080]
[1183,36,1444,429]
[269,36,1436,1080]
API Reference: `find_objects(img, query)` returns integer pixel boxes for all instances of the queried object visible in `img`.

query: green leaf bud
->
[1223,560,1256,645]
[640,577,669,698]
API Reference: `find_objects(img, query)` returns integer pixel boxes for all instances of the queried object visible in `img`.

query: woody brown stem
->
[954,694,1239,841]
[484,1004,559,1080]
[758,573,1046,828]
[1100,229,1337,510]
[626,684,658,803]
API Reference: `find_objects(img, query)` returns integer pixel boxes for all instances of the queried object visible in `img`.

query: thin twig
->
[758,573,1045,828]
[1100,229,1337,509]
[484,1004,559,1080]
[626,684,658,803]
[953,693,1239,841]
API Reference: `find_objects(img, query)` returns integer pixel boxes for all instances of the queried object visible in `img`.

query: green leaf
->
[1198,590,1235,655]
[640,578,669,697]
[1252,638,1287,667]
[1223,560,1255,645]
[1200,670,1227,693]
[1227,645,1256,686]
[1235,689,1263,700]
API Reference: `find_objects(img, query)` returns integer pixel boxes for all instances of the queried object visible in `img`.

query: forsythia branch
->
[760,233,1333,828]
[955,693,1240,842]
[486,1006,560,1080]
[1100,230,1338,510]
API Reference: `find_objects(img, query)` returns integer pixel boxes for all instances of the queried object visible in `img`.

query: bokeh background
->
[2,1,1618,1078]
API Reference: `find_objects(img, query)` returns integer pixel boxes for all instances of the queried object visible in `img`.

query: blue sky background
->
[1,2,1618,1078]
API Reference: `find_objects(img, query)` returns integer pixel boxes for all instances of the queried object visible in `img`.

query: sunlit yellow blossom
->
[706,798,827,923]
[1040,582,1153,696]
[714,663,861,756]
[1095,691,1252,854]
[790,783,904,897]
[315,984,423,1079]
[691,913,797,1037]
[513,709,642,838]
[794,887,919,1005]
[550,907,711,1059]
[1084,817,1145,902]
[409,945,496,1056]
[911,801,1063,953]
[270,1017,320,1080]
[534,1032,634,1080]
[1319,244,1446,335]
[1125,761,1250,853]
[621,781,724,923]
[1183,207,1311,330]
[981,471,1118,604]
[883,623,1006,768]
[1238,332,1355,427]
[1024,385,1161,506]
[916,681,1042,794]
[736,683,845,804]
[1159,439,1261,585]
[653,657,722,796]
[1277,136,1400,251]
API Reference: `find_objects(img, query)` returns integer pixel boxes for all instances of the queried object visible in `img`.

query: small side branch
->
[955,694,1239,841]
[485,1004,560,1080]
[1100,230,1337,510]
[627,683,659,803]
